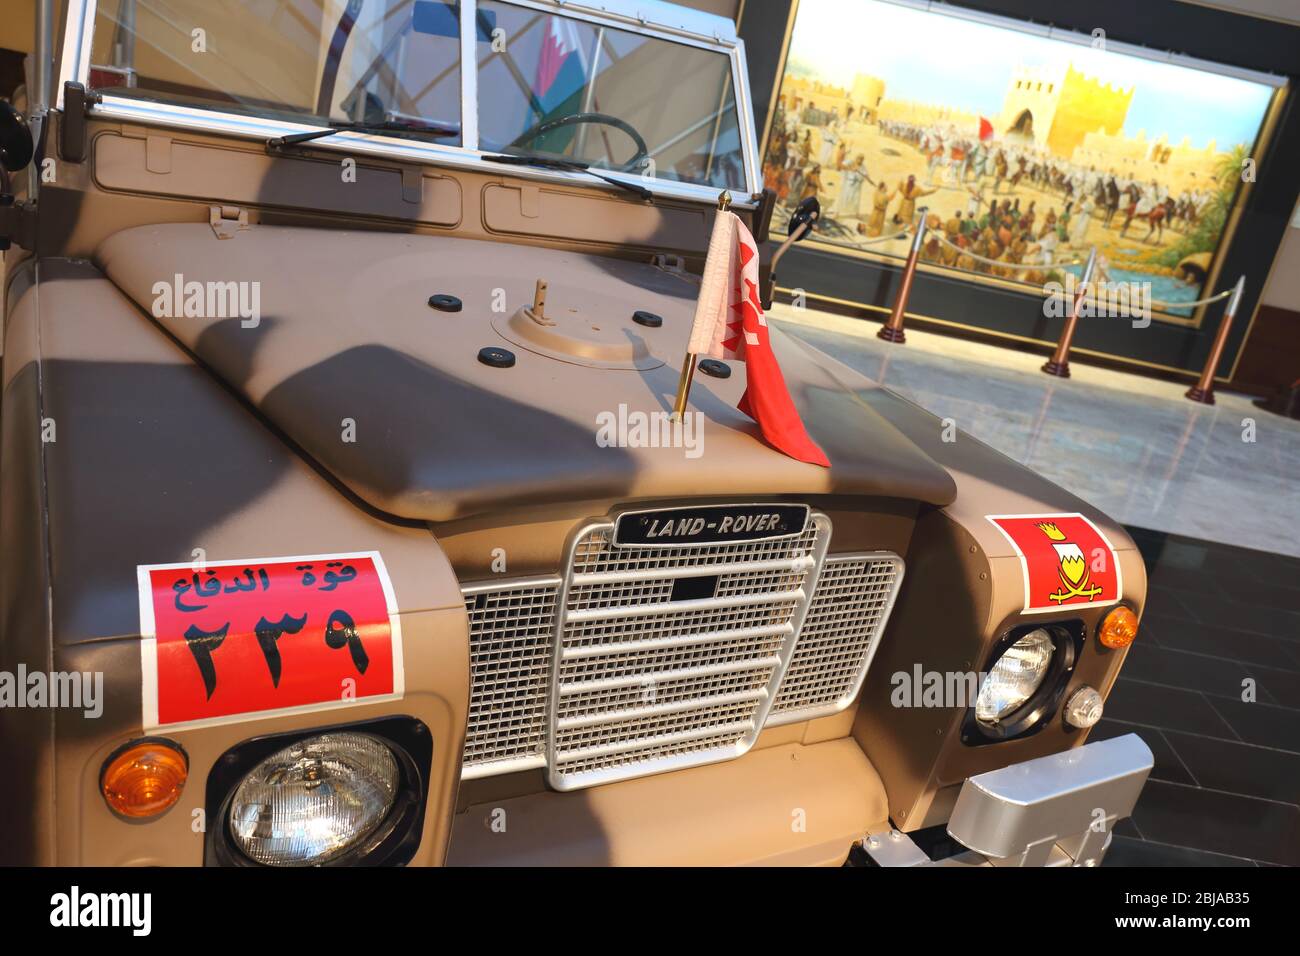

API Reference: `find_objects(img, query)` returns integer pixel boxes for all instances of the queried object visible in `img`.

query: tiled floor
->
[770,307,1300,866]
[1097,527,1300,867]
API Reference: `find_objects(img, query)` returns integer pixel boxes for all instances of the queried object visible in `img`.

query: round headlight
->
[228,732,399,866]
[976,628,1056,723]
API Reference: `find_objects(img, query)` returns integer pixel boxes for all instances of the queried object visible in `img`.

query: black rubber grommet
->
[699,359,731,379]
[428,294,462,312]
[632,310,662,328]
[478,347,515,368]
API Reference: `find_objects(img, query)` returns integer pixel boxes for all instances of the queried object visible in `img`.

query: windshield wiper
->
[267,118,460,151]
[484,153,653,202]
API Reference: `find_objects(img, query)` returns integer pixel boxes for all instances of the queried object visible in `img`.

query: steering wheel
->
[0,100,34,172]
[507,112,650,173]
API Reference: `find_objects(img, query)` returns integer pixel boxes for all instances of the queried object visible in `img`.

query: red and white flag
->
[687,211,830,467]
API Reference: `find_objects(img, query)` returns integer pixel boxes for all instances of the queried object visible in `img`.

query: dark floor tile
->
[1219,576,1300,613]
[1163,730,1300,806]
[1140,587,1191,626]
[1172,589,1300,641]
[1113,817,1142,839]
[1103,679,1238,740]
[1206,697,1300,754]
[1245,663,1300,710]
[1102,835,1257,867]
[1139,614,1300,671]
[1090,719,1196,786]
[1204,550,1300,588]
[1135,529,1300,587]
[1127,780,1300,866]
[1118,643,1264,703]
[1138,535,1268,595]
[1270,628,1300,648]
[1144,562,1231,601]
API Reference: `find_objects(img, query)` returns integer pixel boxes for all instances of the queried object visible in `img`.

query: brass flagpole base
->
[672,353,697,421]
[1041,359,1071,378]
[1184,385,1215,405]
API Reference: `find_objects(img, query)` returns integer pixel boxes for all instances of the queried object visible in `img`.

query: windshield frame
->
[58,0,761,206]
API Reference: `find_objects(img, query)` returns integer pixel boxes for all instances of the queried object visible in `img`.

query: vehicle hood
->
[96,223,957,522]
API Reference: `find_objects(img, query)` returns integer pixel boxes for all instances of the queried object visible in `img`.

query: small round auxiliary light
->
[632,310,662,328]
[101,739,188,819]
[1064,686,1105,729]
[1098,605,1139,649]
[699,359,730,379]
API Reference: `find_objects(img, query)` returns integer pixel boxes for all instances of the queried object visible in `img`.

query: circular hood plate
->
[493,305,665,370]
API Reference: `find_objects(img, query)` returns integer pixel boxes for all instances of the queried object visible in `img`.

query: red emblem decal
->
[986,514,1122,614]
[138,552,402,730]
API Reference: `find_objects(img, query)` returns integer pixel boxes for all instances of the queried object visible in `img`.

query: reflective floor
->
[771,308,1300,865]
[772,305,1300,558]
[1097,527,1300,867]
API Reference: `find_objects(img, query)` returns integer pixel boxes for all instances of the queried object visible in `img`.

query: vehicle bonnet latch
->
[209,205,250,240]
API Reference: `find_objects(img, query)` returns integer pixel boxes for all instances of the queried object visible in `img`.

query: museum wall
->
[1186,0,1300,395]
[1231,0,1300,334]
[1261,221,1300,310]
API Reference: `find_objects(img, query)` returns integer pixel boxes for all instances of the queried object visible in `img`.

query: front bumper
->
[863,733,1154,867]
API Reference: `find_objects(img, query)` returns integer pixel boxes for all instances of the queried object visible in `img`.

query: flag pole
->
[673,189,732,421]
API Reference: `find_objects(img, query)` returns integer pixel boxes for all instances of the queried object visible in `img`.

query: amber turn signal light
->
[101,739,188,819]
[1099,606,1139,649]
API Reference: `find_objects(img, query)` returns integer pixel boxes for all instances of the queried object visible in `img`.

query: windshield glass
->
[87,0,748,188]
[474,1,745,188]
[91,0,463,143]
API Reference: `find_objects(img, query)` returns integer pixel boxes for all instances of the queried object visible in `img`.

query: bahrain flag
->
[686,211,829,467]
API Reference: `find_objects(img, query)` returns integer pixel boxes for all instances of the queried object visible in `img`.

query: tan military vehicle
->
[1,0,1150,867]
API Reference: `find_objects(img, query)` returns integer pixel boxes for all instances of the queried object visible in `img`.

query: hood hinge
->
[209,204,250,239]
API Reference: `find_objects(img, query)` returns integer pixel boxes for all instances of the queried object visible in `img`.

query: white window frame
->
[57,0,762,207]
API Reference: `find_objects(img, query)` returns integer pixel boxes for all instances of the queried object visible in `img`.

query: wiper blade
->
[484,153,653,202]
[267,118,461,150]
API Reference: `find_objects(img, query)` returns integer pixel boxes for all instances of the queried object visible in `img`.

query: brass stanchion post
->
[1186,275,1246,405]
[1042,246,1098,378]
[878,207,928,343]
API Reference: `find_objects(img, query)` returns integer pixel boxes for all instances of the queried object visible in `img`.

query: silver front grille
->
[768,554,905,724]
[548,516,829,790]
[459,508,903,789]
[461,579,558,777]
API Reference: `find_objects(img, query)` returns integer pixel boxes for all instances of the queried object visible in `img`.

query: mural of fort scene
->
[762,0,1277,317]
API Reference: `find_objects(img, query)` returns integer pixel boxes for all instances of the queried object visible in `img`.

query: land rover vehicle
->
[0,0,1151,867]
